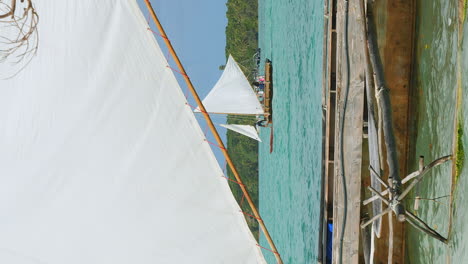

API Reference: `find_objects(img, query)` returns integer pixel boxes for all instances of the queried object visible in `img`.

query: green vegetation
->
[224,0,260,239]
[460,0,468,24]
[456,122,465,181]
[226,115,259,238]
[225,0,258,67]
[464,0,468,23]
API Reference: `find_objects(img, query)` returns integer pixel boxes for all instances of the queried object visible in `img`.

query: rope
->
[146,14,169,40]
[240,211,262,221]
[185,102,207,114]
[221,176,245,186]
[239,193,245,207]
[204,139,226,150]
[166,65,188,78]
[337,1,350,263]
[222,159,227,174]
[147,27,168,40]
[256,244,281,256]
[203,122,209,137]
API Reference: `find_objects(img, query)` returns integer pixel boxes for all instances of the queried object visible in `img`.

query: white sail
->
[221,124,262,142]
[196,55,264,115]
[0,1,266,263]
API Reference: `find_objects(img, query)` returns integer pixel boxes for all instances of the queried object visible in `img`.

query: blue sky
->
[137,0,228,98]
[137,0,229,166]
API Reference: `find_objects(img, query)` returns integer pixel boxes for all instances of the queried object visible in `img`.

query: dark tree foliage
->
[224,0,260,239]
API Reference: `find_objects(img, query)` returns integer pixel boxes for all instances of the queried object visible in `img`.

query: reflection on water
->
[406,0,468,263]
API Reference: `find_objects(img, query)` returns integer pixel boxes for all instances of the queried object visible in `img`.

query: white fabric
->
[196,55,264,115]
[221,124,262,142]
[0,1,266,264]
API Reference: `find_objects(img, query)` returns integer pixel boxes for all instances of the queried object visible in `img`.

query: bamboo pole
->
[195,112,260,116]
[142,1,283,263]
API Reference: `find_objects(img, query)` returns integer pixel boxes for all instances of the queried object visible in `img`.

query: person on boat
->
[257,91,264,104]
[256,120,267,127]
[252,81,265,91]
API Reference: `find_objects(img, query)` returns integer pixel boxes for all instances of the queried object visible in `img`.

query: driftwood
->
[361,2,452,261]
[0,0,39,79]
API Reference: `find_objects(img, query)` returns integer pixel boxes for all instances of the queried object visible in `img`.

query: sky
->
[137,0,229,165]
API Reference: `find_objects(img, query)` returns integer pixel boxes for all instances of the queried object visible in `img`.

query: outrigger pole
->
[143,1,283,263]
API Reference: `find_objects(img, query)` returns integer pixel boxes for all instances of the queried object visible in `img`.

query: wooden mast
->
[142,1,283,263]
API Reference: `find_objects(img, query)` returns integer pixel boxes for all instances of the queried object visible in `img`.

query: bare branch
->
[0,0,39,79]
[398,155,452,201]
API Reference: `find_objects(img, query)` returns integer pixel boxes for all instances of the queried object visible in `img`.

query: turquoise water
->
[257,0,324,263]
[406,0,468,263]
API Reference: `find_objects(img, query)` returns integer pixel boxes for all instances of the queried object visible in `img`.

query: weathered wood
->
[359,0,383,239]
[369,1,415,261]
[332,0,365,262]
[366,2,400,192]
[360,216,372,264]
[398,155,452,201]
[361,207,392,229]
[319,0,337,262]
[405,211,448,243]
[368,186,389,205]
[364,1,450,261]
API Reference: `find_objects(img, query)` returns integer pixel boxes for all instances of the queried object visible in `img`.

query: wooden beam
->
[332,0,365,262]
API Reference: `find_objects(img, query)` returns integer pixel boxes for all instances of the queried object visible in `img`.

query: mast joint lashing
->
[240,211,262,221]
[222,176,245,187]
[256,244,281,256]
[203,139,226,151]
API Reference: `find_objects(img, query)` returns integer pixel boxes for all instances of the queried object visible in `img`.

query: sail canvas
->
[221,124,262,142]
[196,55,264,115]
[0,1,266,263]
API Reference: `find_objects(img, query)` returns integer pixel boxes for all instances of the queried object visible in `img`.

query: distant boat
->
[197,54,264,115]
[0,1,282,263]
[196,55,273,140]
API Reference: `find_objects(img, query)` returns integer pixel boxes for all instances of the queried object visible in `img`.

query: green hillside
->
[224,0,260,239]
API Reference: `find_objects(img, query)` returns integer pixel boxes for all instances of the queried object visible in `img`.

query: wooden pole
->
[195,112,260,116]
[142,1,283,263]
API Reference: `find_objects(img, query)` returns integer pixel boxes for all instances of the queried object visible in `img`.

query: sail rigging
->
[0,1,274,263]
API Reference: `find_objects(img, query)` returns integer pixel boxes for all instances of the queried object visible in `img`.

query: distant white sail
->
[221,124,262,142]
[0,1,265,264]
[196,55,264,115]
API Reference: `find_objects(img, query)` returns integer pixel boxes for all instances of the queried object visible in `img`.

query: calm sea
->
[406,0,468,263]
[257,0,324,263]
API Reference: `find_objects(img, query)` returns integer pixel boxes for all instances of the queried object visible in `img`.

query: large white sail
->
[0,1,266,263]
[197,55,265,115]
[221,124,262,142]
